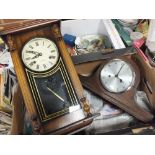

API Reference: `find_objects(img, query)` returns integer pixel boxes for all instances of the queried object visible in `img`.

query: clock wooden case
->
[0,19,94,134]
[78,56,154,123]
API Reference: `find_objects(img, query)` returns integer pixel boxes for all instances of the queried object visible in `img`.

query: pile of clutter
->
[0,37,16,134]
[113,19,155,67]
[0,110,12,134]
[63,33,113,56]
[112,19,149,47]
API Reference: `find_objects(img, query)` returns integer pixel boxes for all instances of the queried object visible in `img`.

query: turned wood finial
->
[7,35,16,51]
[80,97,91,116]
[51,24,62,41]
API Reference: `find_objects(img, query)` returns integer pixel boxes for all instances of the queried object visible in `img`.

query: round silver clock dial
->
[100,59,135,93]
[22,38,59,72]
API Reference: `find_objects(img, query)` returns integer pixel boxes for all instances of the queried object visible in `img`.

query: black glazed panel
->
[35,69,72,116]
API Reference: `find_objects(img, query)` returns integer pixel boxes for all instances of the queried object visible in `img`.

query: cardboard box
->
[61,19,125,49]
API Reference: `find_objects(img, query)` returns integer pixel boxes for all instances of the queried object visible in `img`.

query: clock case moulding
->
[0,19,98,135]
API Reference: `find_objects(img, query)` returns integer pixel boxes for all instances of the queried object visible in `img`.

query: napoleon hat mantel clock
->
[79,57,154,123]
[0,19,95,134]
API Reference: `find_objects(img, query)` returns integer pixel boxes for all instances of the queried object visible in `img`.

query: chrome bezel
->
[100,59,135,93]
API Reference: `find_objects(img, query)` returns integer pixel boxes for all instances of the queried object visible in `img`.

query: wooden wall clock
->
[0,19,95,134]
[79,56,154,123]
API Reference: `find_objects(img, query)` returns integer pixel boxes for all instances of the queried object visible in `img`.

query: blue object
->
[63,34,76,47]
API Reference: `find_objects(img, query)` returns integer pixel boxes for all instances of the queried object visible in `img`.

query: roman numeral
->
[29,61,36,66]
[26,57,31,61]
[49,62,53,65]
[26,50,33,54]
[49,56,56,59]
[51,56,56,59]
[29,45,33,49]
[47,45,51,48]
[36,64,39,69]
[35,42,39,46]
[51,50,55,53]
[43,64,47,68]
[29,62,34,66]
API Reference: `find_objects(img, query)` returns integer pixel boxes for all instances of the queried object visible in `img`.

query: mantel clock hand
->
[115,63,125,77]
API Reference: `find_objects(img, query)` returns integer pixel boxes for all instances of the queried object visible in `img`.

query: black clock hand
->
[26,51,40,55]
[115,63,125,77]
[117,77,123,83]
[31,53,42,59]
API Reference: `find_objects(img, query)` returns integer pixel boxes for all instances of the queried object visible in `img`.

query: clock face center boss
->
[22,38,59,72]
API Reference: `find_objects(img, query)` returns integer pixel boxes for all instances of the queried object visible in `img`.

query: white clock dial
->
[22,38,59,72]
[100,59,135,93]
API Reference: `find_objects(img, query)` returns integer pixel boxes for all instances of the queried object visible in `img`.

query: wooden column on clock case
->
[51,24,91,114]
[7,34,41,133]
